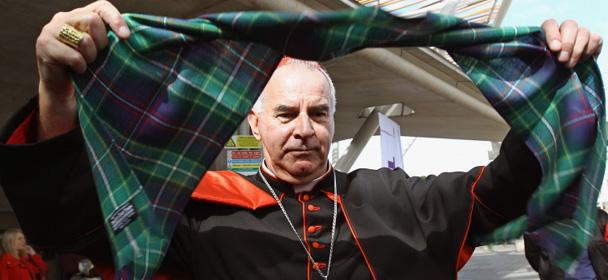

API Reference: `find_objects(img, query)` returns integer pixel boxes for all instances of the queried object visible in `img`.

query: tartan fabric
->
[71,7,605,278]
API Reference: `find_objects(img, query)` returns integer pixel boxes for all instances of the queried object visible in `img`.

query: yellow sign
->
[224,137,236,148]
[236,135,261,149]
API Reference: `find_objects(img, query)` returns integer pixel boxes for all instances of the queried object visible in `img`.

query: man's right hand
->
[35,1,130,141]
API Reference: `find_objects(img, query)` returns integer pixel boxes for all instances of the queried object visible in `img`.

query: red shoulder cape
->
[192,170,277,210]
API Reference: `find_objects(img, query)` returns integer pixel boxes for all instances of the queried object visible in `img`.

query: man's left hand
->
[542,19,603,68]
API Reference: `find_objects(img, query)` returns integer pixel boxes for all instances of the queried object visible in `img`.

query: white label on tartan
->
[109,200,138,234]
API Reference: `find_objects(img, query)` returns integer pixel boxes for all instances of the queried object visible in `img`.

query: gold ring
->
[58,24,84,49]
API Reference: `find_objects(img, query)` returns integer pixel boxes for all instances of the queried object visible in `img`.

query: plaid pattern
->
[452,37,606,270]
[71,7,605,278]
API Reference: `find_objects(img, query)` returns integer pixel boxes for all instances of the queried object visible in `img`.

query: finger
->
[567,27,589,68]
[41,37,88,73]
[585,33,603,58]
[75,32,98,64]
[541,19,562,51]
[67,11,108,50]
[87,13,109,50]
[558,20,579,63]
[91,0,130,39]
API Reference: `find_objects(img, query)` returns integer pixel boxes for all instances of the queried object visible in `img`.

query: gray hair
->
[252,58,336,113]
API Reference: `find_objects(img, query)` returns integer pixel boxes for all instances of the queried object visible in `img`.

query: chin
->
[287,161,323,176]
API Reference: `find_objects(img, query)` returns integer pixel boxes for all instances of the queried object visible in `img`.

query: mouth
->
[288,149,311,153]
[285,148,318,155]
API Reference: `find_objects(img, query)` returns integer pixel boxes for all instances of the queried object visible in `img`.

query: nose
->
[293,113,315,139]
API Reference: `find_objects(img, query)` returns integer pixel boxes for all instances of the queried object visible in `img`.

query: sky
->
[332,0,608,201]
[502,0,607,84]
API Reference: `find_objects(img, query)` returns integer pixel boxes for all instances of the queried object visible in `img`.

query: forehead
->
[262,64,331,107]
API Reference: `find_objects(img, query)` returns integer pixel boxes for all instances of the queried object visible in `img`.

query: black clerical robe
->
[0,98,541,279]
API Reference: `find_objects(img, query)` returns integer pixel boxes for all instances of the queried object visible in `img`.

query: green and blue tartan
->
[71,7,605,279]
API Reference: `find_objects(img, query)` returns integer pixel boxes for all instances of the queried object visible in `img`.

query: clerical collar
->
[261,160,332,193]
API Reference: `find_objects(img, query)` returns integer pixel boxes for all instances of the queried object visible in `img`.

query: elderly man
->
[0,1,604,279]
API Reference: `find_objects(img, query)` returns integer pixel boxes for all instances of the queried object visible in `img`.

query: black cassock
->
[0,98,541,279]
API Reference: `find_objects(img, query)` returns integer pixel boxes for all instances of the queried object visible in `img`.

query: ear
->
[247,110,262,141]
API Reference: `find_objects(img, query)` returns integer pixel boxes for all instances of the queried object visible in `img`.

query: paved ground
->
[458,244,540,280]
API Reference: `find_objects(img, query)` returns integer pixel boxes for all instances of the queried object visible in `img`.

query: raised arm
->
[35,0,130,141]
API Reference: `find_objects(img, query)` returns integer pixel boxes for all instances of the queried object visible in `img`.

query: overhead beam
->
[494,0,512,27]
[334,104,401,172]
[238,0,506,125]
[239,0,315,12]
[353,49,504,124]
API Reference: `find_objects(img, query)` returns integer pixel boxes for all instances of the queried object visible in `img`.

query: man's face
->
[248,64,334,184]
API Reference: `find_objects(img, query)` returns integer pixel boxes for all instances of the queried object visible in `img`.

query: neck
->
[8,250,20,258]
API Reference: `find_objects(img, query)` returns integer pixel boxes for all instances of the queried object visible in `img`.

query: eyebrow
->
[308,104,330,113]
[273,105,297,113]
[272,104,330,113]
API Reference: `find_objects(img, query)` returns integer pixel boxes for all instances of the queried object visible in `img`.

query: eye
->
[276,113,297,122]
[311,110,328,119]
